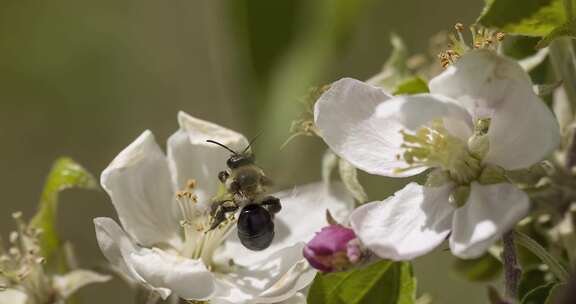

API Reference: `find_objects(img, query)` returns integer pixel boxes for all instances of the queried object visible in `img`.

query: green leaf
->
[502,35,542,59]
[521,282,556,304]
[518,268,548,300]
[397,262,417,304]
[536,18,576,48]
[392,77,430,95]
[307,261,416,304]
[30,157,97,262]
[478,0,569,36]
[453,253,502,282]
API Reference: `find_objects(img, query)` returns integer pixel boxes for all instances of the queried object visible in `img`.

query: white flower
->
[94,112,353,303]
[0,213,110,304]
[314,50,560,260]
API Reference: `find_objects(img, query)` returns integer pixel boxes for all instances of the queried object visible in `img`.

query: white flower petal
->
[484,81,560,169]
[53,270,111,299]
[213,243,315,304]
[167,111,249,205]
[429,50,532,115]
[429,50,560,169]
[94,217,215,300]
[373,94,474,142]
[127,248,216,301]
[93,217,172,299]
[315,78,473,177]
[350,182,454,260]
[220,182,354,266]
[450,182,530,259]
[314,78,412,177]
[101,130,179,246]
[0,289,27,304]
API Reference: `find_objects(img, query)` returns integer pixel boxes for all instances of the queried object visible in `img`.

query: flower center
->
[175,180,235,269]
[396,119,482,184]
[0,212,52,301]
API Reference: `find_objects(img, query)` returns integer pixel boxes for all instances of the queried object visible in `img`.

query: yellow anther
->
[187,179,197,190]
[397,120,482,184]
[454,23,464,32]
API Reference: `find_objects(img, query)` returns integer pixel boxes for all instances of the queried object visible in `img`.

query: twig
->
[502,231,521,301]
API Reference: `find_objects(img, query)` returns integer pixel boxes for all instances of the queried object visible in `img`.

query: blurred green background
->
[0,0,487,302]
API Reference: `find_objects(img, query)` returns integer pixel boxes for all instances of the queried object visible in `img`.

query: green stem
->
[514,231,570,282]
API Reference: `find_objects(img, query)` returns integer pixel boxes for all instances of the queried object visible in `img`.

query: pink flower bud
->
[303,224,362,272]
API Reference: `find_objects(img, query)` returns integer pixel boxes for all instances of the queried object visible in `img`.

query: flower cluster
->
[0,0,573,301]
[89,47,566,303]
[0,213,110,304]
[313,49,560,261]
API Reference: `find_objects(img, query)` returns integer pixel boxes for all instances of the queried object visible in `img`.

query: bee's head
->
[206,138,258,169]
[227,153,255,169]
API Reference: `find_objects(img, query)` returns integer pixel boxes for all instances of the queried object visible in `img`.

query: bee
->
[206,139,282,251]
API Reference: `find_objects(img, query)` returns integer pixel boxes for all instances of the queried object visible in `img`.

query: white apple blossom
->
[0,213,110,304]
[94,112,352,303]
[314,50,560,260]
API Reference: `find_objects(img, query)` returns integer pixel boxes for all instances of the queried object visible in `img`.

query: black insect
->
[206,139,281,251]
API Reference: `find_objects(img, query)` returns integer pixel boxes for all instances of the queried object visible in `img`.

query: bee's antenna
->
[206,140,238,155]
[243,132,262,154]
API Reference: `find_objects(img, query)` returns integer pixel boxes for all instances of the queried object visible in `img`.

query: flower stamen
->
[396,120,482,185]
[175,180,237,268]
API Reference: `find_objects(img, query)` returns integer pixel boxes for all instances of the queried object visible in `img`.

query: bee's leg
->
[208,200,238,231]
[218,170,230,183]
[261,196,281,215]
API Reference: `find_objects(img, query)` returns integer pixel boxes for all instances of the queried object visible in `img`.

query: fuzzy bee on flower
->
[205,139,282,251]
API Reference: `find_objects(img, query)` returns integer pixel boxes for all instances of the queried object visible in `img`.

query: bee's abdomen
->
[237,204,274,251]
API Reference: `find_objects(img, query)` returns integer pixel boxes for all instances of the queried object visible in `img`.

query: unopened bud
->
[303,224,364,273]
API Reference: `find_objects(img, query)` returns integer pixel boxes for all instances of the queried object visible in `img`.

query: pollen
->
[438,23,505,68]
[176,184,202,226]
[186,179,198,190]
